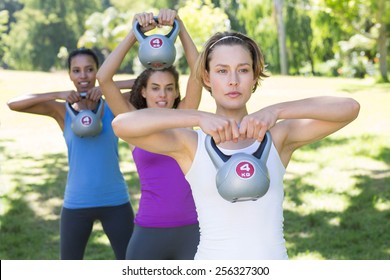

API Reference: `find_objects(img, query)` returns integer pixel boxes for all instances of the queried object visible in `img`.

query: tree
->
[274,0,288,75]
[178,0,229,51]
[211,0,245,32]
[323,0,389,82]
[0,0,23,68]
[0,0,23,31]
[235,0,279,74]
[375,0,389,82]
[0,10,9,65]
[110,0,181,12]
[177,0,229,72]
[285,1,314,75]
[79,0,229,74]
[3,0,103,71]
[78,7,136,73]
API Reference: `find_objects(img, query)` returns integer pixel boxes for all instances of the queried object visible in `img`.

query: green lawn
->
[1,69,389,259]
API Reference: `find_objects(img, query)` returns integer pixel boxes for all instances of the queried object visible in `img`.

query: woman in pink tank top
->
[97,9,202,259]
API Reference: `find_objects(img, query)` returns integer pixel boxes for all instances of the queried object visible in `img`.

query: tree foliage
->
[78,7,137,73]
[0,10,9,64]
[3,0,103,71]
[236,0,279,73]
[77,0,229,74]
[175,0,229,73]
[1,0,388,82]
[323,0,389,81]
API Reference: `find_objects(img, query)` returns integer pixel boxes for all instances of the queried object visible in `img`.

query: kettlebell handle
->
[66,97,104,116]
[252,131,271,160]
[94,98,104,115]
[133,16,179,40]
[66,93,89,115]
[208,136,231,163]
[205,131,272,166]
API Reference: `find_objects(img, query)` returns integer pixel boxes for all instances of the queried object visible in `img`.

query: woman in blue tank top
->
[97,9,201,259]
[7,48,135,259]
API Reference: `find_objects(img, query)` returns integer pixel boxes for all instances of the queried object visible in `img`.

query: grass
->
[285,135,390,259]
[1,70,389,260]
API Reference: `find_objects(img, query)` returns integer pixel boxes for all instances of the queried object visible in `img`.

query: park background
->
[0,0,389,259]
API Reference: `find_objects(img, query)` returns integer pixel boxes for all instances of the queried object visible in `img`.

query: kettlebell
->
[205,131,272,203]
[66,95,103,137]
[133,17,180,70]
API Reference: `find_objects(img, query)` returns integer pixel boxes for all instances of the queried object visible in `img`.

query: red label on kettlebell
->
[81,116,92,127]
[236,161,255,179]
[150,38,163,49]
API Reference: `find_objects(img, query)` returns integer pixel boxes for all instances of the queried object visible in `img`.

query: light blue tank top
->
[63,101,129,209]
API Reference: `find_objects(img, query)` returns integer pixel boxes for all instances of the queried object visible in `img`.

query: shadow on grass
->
[1,136,389,259]
[284,136,390,259]
[0,140,141,260]
[1,151,67,259]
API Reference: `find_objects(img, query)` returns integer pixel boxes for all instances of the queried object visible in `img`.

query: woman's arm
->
[96,29,139,116]
[85,80,134,103]
[174,15,202,110]
[97,11,164,116]
[239,96,360,165]
[112,108,200,169]
[115,79,135,91]
[7,91,79,115]
[6,90,79,130]
[7,91,68,113]
[275,96,359,146]
[112,107,239,155]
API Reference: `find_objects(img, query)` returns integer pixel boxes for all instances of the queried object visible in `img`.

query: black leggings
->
[60,202,134,260]
[126,223,200,260]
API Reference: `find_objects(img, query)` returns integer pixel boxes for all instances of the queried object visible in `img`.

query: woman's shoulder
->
[270,121,294,167]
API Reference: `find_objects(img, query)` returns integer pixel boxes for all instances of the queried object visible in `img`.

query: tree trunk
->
[377,0,389,82]
[274,0,288,75]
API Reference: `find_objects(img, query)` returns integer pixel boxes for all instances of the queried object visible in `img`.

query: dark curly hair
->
[129,66,181,109]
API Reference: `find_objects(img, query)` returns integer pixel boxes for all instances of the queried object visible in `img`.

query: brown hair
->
[129,66,181,109]
[195,31,268,93]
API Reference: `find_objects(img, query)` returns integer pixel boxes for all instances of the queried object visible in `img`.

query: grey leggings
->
[60,202,134,260]
[126,223,200,260]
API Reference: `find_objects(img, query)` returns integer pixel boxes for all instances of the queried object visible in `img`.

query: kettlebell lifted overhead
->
[205,131,272,203]
[133,17,180,70]
[66,94,104,137]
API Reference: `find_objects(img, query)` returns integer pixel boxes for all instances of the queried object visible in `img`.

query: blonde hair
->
[195,32,268,93]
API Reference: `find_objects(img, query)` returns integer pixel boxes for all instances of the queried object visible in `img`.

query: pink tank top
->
[132,147,198,227]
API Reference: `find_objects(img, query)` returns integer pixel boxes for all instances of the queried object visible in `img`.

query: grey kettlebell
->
[133,17,180,70]
[66,95,103,137]
[205,131,272,203]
